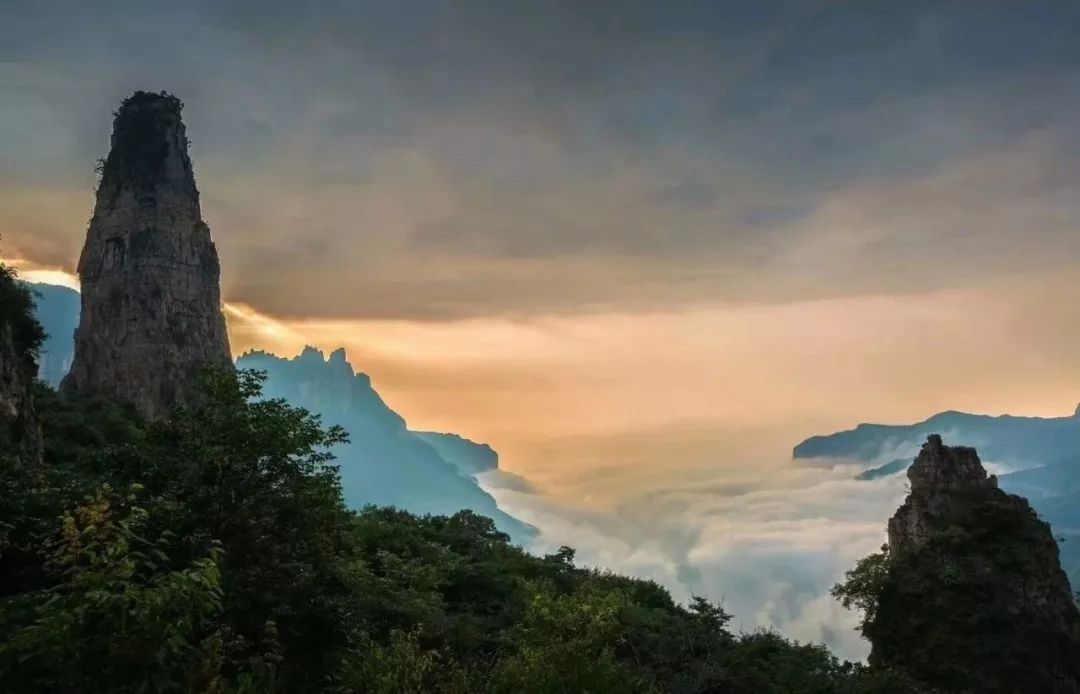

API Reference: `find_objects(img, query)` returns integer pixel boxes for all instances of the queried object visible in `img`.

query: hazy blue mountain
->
[27,283,79,387]
[235,348,535,543]
[795,409,1080,470]
[27,282,535,543]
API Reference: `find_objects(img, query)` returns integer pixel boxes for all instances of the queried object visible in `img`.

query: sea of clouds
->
[481,458,909,661]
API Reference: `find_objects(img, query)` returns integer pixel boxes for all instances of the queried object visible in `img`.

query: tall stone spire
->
[61,91,231,419]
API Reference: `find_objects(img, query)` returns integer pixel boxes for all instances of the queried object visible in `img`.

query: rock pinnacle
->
[61,91,231,418]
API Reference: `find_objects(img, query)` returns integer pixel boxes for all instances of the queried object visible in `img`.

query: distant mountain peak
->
[235,347,534,543]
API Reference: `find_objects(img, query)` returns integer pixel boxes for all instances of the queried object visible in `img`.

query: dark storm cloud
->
[4,0,1080,318]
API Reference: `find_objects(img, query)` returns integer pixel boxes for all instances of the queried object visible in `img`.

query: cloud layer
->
[4,1,1080,319]
[483,455,907,661]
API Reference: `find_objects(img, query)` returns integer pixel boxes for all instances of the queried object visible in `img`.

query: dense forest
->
[0,264,932,692]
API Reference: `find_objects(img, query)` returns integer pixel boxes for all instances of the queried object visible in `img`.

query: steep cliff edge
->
[869,435,1080,692]
[61,91,231,419]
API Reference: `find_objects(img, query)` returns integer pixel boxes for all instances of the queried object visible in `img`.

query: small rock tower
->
[872,435,1080,693]
[61,91,231,419]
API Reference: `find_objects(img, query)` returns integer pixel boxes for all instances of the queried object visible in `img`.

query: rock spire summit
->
[61,91,231,418]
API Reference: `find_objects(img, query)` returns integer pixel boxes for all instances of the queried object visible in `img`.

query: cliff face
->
[61,91,231,419]
[872,435,1080,693]
[886,435,1001,557]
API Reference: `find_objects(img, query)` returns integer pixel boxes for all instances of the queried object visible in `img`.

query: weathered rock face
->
[61,91,231,419]
[873,434,1080,693]
[887,434,1000,557]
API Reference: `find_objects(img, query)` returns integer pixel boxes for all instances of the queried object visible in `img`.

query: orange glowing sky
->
[11,256,1080,507]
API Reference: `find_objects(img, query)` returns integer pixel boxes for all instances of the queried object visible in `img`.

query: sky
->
[5,0,1080,658]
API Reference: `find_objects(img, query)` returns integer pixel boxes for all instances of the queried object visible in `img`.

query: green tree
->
[0,485,234,692]
[830,546,890,631]
[489,579,650,693]
[113,368,354,689]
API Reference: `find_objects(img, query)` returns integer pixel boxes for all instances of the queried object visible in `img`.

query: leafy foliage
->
[1,364,926,692]
[830,547,890,632]
[0,263,45,358]
[2,486,232,692]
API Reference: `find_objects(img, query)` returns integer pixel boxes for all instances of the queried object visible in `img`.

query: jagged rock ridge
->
[237,347,535,543]
[872,435,1080,693]
[889,434,1019,555]
[61,91,231,419]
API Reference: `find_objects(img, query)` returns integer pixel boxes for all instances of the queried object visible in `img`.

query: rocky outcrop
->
[871,435,1080,693]
[886,435,1000,556]
[61,91,231,419]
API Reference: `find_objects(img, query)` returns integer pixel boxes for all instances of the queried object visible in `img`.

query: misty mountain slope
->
[236,348,535,543]
[27,283,79,388]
